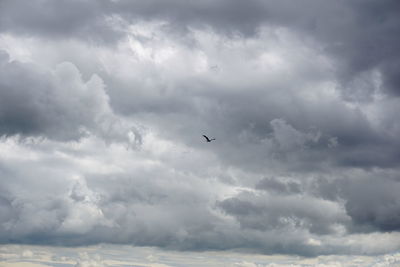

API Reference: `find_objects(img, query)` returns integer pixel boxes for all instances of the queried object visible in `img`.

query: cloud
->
[255,177,301,195]
[217,189,348,235]
[0,134,226,248]
[0,0,400,258]
[0,0,122,44]
[74,252,108,267]
[2,0,399,99]
[343,176,400,232]
[0,50,140,145]
[308,170,400,233]
[2,244,400,266]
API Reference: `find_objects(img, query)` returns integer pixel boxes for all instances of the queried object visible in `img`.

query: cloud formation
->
[0,50,141,145]
[0,0,399,258]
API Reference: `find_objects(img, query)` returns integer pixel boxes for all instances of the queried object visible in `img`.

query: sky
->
[0,0,400,266]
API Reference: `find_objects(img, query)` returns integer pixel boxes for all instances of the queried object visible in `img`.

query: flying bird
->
[202,135,215,142]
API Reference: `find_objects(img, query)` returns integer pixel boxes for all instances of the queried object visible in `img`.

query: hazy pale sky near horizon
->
[1,0,400,266]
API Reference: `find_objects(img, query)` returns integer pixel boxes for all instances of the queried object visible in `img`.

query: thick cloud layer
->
[0,50,141,144]
[1,0,399,97]
[0,0,400,257]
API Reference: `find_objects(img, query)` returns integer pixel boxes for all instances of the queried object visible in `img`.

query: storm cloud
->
[0,0,400,258]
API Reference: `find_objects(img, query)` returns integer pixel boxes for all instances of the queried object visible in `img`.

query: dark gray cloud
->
[0,50,141,145]
[0,133,399,255]
[2,0,399,98]
[0,0,400,258]
[256,177,301,194]
[310,173,400,233]
[343,176,400,232]
[217,189,348,236]
[0,0,122,44]
[0,0,270,39]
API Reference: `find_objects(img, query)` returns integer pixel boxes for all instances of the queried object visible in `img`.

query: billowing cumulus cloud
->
[0,50,141,144]
[0,0,400,259]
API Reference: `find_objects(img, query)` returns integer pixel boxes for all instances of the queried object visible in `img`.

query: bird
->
[202,135,215,142]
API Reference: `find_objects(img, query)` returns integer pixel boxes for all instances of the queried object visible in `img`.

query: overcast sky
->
[1,0,400,264]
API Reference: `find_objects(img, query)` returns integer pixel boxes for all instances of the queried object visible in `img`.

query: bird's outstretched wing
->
[202,135,211,142]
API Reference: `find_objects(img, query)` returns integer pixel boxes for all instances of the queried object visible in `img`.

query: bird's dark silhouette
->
[202,135,215,142]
